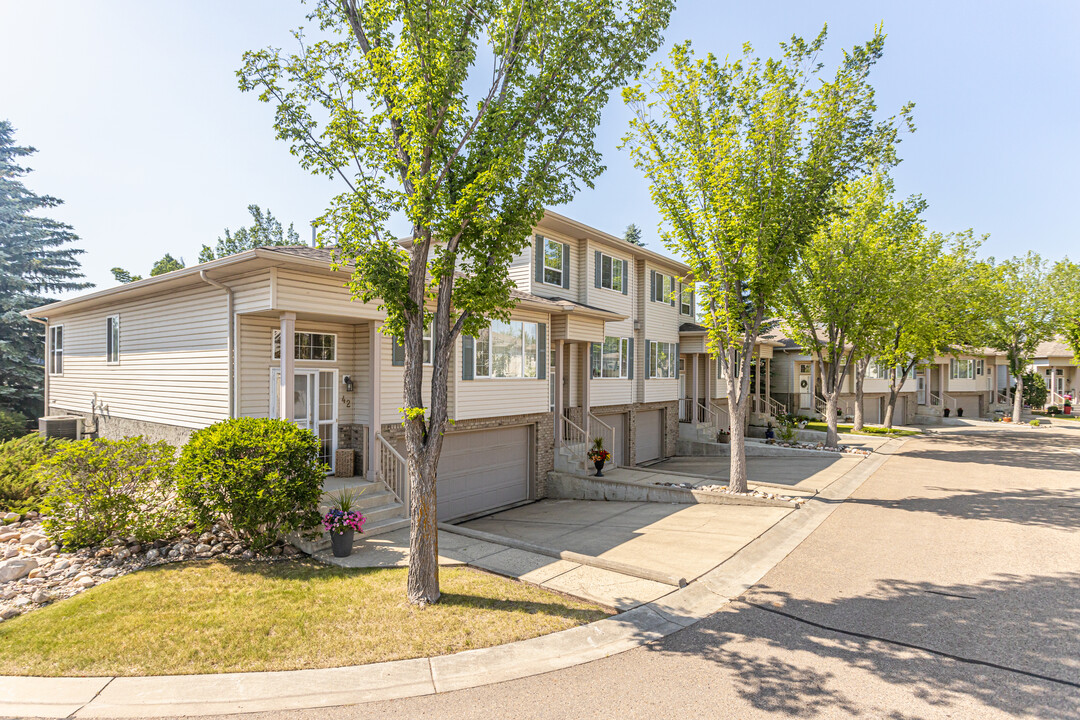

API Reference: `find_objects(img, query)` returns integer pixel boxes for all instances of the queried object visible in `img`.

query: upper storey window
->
[543,237,565,287]
[595,252,627,293]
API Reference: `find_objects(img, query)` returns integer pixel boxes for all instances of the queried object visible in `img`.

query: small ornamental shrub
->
[1030,419,1040,427]
[40,437,186,548]
[1047,405,1059,416]
[0,409,29,443]
[177,417,326,552]
[0,434,63,514]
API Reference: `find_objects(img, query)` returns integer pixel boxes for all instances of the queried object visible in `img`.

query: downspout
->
[199,271,235,418]
[25,315,49,417]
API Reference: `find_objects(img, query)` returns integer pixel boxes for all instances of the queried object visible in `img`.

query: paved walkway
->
[0,441,900,719]
[646,453,864,493]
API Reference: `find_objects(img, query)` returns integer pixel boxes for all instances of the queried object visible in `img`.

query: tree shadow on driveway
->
[899,430,1080,472]
[648,572,1080,719]
[846,486,1080,531]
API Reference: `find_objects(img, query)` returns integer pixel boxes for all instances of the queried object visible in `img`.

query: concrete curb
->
[546,471,798,508]
[0,438,906,719]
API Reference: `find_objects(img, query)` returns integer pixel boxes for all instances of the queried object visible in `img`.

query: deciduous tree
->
[623,27,909,491]
[198,204,300,263]
[240,0,673,604]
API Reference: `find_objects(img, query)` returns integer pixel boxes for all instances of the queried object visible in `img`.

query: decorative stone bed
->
[654,482,806,506]
[765,440,872,456]
[0,513,299,622]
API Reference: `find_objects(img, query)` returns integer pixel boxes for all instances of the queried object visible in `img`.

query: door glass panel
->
[293,374,311,426]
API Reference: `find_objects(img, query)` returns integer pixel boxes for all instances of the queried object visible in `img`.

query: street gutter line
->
[740,600,1080,690]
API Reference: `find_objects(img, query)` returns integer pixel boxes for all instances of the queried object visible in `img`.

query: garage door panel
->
[437,426,530,521]
[636,409,662,464]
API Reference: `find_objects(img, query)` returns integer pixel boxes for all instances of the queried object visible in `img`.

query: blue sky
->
[2,1,1076,294]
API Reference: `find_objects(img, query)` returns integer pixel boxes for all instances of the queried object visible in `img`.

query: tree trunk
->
[824,393,840,447]
[883,389,898,429]
[1012,374,1024,423]
[406,449,439,605]
[728,397,749,493]
[852,359,868,432]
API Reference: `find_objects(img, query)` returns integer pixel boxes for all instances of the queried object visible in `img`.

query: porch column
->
[554,340,564,449]
[755,353,762,412]
[691,352,700,422]
[582,342,591,439]
[765,357,772,410]
[278,312,296,421]
[367,321,383,480]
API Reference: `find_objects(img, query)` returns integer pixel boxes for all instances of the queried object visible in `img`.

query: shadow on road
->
[847,486,1080,530]
[899,430,1080,472]
[651,572,1080,719]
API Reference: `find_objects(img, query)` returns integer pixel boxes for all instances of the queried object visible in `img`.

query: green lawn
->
[0,559,610,676]
[801,421,920,437]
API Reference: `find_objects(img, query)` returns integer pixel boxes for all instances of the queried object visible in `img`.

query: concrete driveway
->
[462,499,793,584]
[649,453,865,493]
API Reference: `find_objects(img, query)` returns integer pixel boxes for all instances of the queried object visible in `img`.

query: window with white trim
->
[542,237,564,286]
[591,337,630,378]
[652,272,675,303]
[49,325,63,375]
[473,320,538,378]
[106,315,120,364]
[680,286,693,316]
[949,358,974,379]
[273,331,337,361]
[649,341,676,379]
[599,253,624,292]
[975,358,984,376]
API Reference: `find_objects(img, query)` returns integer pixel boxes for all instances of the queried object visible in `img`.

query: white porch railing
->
[588,413,616,466]
[375,432,408,510]
[941,392,959,413]
[928,390,942,407]
[767,397,787,418]
[678,397,696,423]
[996,389,1010,405]
[816,397,828,418]
[560,411,588,463]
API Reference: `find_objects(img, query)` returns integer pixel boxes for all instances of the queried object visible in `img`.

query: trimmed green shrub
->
[40,437,187,548]
[0,409,29,443]
[1047,405,1060,416]
[1030,419,1041,427]
[176,418,325,553]
[0,434,63,514]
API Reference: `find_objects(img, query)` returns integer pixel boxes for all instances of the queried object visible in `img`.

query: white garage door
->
[861,396,882,424]
[635,409,663,464]
[436,426,531,521]
[954,395,980,418]
[596,413,627,467]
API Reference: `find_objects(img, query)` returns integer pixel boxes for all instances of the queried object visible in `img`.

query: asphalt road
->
[195,424,1080,720]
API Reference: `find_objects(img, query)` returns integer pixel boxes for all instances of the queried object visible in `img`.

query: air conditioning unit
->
[38,415,83,440]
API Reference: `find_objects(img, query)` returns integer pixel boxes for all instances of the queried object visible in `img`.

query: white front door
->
[798,374,812,410]
[271,368,338,473]
[917,376,926,405]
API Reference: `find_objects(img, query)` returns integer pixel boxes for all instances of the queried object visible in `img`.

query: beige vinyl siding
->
[634,259,647,403]
[228,270,273,314]
[273,268,383,320]
[238,316,362,424]
[48,285,229,429]
[508,244,532,294]
[679,335,706,354]
[380,331,433,422]
[642,262,680,405]
[591,377,633,407]
[773,354,796,394]
[453,309,550,421]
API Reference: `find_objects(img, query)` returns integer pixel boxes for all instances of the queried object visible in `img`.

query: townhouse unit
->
[913,350,1008,420]
[25,211,696,530]
[1031,339,1078,409]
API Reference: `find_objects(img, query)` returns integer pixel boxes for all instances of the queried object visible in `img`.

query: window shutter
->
[621,259,629,295]
[537,324,546,380]
[561,243,570,290]
[391,337,405,366]
[650,270,656,302]
[675,344,680,373]
[461,335,474,380]
[645,339,652,378]
[534,235,544,284]
[669,276,676,306]
[628,336,634,379]
[590,342,598,377]
[594,250,602,288]
[689,289,695,317]
[677,281,682,312]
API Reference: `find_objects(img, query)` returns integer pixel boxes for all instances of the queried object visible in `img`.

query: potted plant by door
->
[323,491,366,558]
[587,438,611,477]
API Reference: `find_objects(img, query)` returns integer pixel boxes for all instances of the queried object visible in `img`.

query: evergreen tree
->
[624,223,646,246]
[0,120,91,419]
[198,205,300,263]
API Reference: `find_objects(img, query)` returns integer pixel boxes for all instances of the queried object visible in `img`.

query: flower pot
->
[330,529,354,557]
[717,434,730,444]
[593,459,606,477]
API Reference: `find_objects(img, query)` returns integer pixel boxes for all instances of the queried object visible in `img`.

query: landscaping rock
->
[210,543,225,555]
[13,596,31,608]
[99,568,118,578]
[145,549,160,562]
[0,607,19,620]
[0,558,38,582]
[2,512,20,523]
[19,532,46,546]
[0,531,19,542]
[32,538,50,553]
[75,576,96,588]
[31,589,52,604]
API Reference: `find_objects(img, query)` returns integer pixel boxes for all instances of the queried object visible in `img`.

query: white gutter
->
[199,271,236,418]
